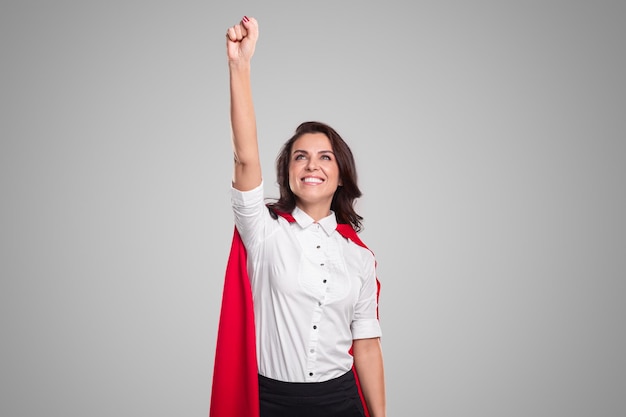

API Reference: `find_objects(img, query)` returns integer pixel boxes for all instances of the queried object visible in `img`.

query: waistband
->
[258,371,356,397]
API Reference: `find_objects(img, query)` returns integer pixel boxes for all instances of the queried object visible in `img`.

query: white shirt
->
[231,182,381,383]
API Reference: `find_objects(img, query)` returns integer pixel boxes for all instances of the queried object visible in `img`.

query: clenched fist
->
[226,16,259,65]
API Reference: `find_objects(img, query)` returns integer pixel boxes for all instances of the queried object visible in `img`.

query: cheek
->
[288,165,298,180]
[327,165,341,181]
[287,166,299,188]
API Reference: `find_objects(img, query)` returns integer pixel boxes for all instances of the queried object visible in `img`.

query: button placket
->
[307,306,322,380]
[307,247,328,381]
[316,237,330,304]
[303,222,334,382]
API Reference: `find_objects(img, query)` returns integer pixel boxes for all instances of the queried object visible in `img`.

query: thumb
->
[242,16,259,42]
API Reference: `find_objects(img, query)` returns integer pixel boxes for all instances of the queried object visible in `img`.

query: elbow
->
[233,150,258,167]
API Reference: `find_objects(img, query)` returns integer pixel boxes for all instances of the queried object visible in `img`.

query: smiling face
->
[288,132,342,217]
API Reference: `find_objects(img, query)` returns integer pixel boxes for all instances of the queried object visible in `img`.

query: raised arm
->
[226,16,261,191]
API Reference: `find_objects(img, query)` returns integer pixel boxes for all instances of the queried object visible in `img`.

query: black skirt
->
[258,371,366,417]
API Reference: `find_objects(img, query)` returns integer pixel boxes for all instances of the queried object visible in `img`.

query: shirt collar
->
[292,206,337,236]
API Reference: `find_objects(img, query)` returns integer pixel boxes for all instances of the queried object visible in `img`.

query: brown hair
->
[267,121,364,232]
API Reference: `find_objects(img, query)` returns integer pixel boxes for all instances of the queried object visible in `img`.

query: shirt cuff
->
[351,319,382,340]
[231,181,264,207]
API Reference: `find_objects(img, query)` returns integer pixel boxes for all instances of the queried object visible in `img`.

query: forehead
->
[292,132,332,151]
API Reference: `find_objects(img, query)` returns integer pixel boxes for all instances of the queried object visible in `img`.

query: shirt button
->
[316,245,321,249]
[323,279,327,283]
[320,263,324,266]
[310,348,315,353]
[309,372,314,376]
[313,325,317,330]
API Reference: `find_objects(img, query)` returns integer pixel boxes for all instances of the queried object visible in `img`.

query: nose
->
[305,158,318,171]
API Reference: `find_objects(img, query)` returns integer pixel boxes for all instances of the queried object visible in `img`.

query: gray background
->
[1,1,624,416]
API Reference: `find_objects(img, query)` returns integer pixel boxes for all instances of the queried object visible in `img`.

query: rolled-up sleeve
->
[351,249,382,340]
[231,182,266,250]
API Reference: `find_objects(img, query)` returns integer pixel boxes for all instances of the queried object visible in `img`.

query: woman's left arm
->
[353,337,386,417]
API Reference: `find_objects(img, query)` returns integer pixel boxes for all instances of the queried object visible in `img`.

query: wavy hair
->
[267,121,364,232]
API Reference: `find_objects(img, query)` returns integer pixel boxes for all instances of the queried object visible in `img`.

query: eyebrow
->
[292,149,335,155]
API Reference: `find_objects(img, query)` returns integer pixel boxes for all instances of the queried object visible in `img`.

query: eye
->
[294,154,306,160]
[321,154,332,160]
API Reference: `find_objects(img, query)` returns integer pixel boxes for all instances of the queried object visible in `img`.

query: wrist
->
[228,60,252,73]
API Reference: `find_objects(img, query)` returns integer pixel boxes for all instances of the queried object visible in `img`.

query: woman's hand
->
[226,16,259,66]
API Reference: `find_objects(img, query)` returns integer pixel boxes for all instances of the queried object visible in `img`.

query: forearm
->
[353,338,386,417]
[229,63,258,161]
[229,63,261,191]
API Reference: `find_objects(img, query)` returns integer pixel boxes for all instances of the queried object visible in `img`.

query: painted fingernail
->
[243,16,249,22]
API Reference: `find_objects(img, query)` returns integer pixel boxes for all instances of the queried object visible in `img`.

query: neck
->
[296,202,332,222]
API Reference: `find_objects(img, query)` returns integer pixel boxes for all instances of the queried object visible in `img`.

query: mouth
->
[302,176,324,185]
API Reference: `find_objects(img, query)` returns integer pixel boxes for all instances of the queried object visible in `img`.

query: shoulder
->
[339,232,376,264]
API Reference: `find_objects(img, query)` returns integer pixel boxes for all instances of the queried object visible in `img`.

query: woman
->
[210,16,386,417]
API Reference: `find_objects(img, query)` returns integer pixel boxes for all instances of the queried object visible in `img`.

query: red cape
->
[209,212,380,417]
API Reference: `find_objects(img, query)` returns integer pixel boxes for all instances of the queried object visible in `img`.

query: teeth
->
[303,177,323,183]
